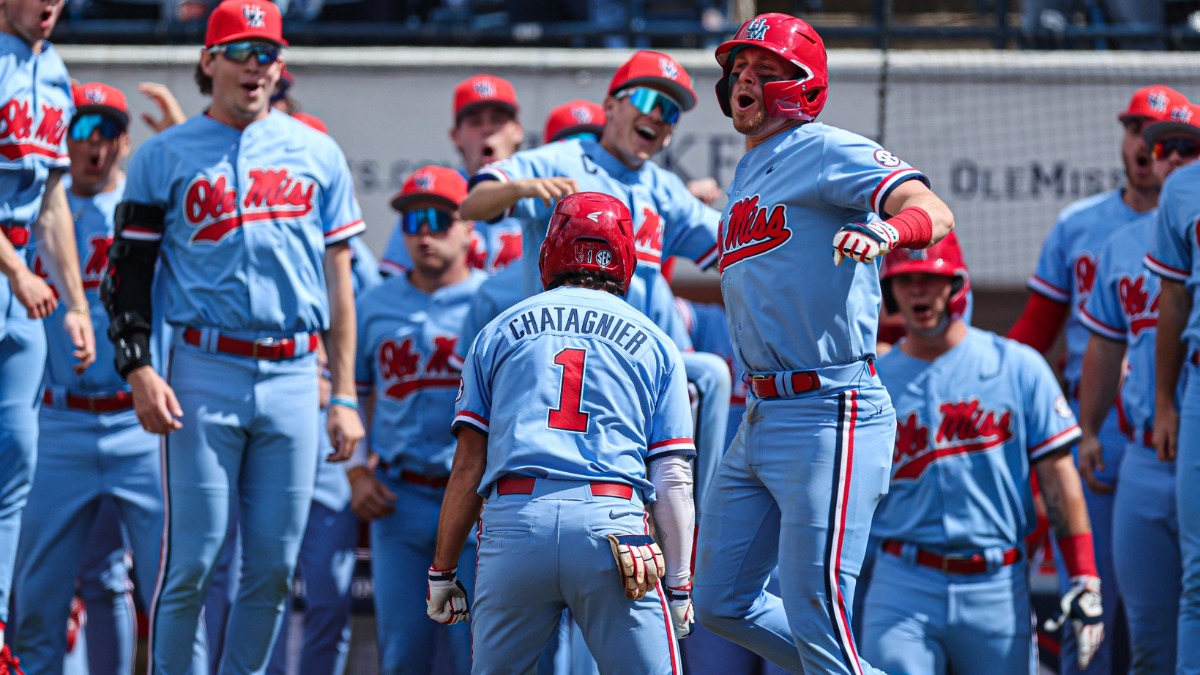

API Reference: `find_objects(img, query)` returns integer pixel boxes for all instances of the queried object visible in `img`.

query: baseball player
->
[543,99,606,144]
[266,112,381,675]
[693,14,954,674]
[101,2,366,672]
[1009,84,1187,675]
[0,0,97,670]
[1080,106,1200,674]
[380,74,524,277]
[1143,112,1200,675]
[861,233,1101,674]
[10,81,207,675]
[430,192,696,673]
[349,164,486,675]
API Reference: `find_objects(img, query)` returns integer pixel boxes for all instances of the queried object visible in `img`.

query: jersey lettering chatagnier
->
[719,122,927,373]
[1146,162,1200,353]
[120,109,365,334]
[453,286,695,501]
[356,270,486,476]
[872,328,1082,549]
[1030,189,1141,393]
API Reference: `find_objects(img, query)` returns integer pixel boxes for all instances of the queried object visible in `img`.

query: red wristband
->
[1057,532,1099,578]
[886,206,934,249]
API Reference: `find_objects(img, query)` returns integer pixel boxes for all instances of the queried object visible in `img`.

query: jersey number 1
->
[548,348,589,433]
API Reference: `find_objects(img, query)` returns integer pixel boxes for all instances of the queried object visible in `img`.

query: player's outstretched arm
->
[832,180,955,265]
[1076,334,1125,493]
[1036,450,1104,670]
[428,427,487,625]
[460,177,579,222]
[1154,278,1189,462]
[648,454,696,639]
[32,173,96,372]
[324,241,365,461]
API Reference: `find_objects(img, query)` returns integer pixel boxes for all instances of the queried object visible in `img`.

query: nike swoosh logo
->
[609,510,623,520]
[766,165,776,174]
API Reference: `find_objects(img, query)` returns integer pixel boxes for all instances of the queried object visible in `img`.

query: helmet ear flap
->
[881,279,899,314]
[715,75,733,118]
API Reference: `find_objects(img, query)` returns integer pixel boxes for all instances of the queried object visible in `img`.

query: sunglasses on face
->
[617,87,681,125]
[68,114,125,141]
[402,207,457,235]
[208,41,282,65]
[1153,137,1200,160]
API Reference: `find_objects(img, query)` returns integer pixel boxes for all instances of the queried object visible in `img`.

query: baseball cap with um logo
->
[205,0,288,48]
[608,50,697,113]
[454,75,520,125]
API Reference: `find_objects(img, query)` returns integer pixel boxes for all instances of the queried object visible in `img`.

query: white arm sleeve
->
[648,455,695,589]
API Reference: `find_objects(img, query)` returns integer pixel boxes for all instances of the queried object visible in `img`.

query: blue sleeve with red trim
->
[815,128,929,219]
[1016,342,1082,461]
[1145,163,1200,283]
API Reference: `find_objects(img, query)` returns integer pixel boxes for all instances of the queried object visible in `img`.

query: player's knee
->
[693,586,742,636]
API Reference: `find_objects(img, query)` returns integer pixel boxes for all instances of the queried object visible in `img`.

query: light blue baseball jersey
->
[1081,213,1169,441]
[380,217,519,277]
[472,137,720,297]
[1146,162,1200,353]
[121,109,365,334]
[1029,189,1142,392]
[675,298,747,433]
[453,286,695,502]
[356,270,486,476]
[719,122,927,373]
[872,328,1082,550]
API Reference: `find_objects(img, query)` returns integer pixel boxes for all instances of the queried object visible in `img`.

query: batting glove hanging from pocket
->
[426,566,470,625]
[1044,575,1104,669]
[607,533,665,600]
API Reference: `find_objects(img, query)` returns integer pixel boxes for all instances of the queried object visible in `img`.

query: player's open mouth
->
[86,152,102,170]
[1135,153,1150,168]
[481,144,495,159]
[635,124,659,141]
[736,95,756,111]
[40,8,53,27]
[911,304,933,320]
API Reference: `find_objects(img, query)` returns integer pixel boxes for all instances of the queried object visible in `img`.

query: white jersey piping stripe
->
[694,244,719,270]
[453,410,489,433]
[1144,254,1189,282]
[121,227,163,242]
[649,437,695,453]
[1027,275,1070,303]
[827,390,865,675]
[379,259,407,276]
[1029,424,1082,461]
[324,218,366,244]
[871,168,924,217]
[1078,307,1126,342]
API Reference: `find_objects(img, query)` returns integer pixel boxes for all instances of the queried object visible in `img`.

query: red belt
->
[749,371,821,399]
[43,389,134,413]
[496,476,633,500]
[183,328,317,360]
[1,224,30,247]
[882,539,1021,575]
[1125,428,1155,448]
[400,470,450,489]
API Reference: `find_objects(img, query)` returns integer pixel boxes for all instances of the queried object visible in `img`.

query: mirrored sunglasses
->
[208,41,282,65]
[402,207,456,235]
[1153,137,1200,160]
[68,114,126,141]
[618,87,681,125]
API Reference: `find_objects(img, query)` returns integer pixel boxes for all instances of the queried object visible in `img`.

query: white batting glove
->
[665,585,694,640]
[426,567,470,625]
[832,221,900,266]
[607,534,665,600]
[1044,575,1104,669]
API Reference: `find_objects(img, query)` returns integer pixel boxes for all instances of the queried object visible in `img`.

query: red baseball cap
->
[543,99,606,143]
[72,82,129,128]
[390,165,468,212]
[1144,103,1200,145]
[453,74,519,125]
[1119,85,1188,123]
[609,50,696,112]
[205,0,288,48]
[292,111,328,134]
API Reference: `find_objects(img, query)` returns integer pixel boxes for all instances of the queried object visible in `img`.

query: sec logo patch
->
[873,149,901,168]
[456,378,464,402]
[1053,395,1072,419]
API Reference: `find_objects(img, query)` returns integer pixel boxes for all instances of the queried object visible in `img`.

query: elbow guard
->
[102,201,165,378]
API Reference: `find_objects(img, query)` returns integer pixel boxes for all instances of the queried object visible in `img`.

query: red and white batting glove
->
[665,584,694,640]
[607,534,665,601]
[832,221,900,266]
[426,566,470,625]
[1044,575,1104,669]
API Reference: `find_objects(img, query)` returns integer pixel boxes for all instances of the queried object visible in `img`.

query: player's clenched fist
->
[514,177,579,208]
[1045,575,1104,669]
[607,533,665,600]
[426,567,470,624]
[832,220,900,265]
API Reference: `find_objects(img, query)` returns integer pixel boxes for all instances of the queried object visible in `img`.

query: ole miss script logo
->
[718,195,790,272]
[892,400,1014,480]
[378,336,460,400]
[0,97,68,161]
[183,168,315,244]
[1118,273,1159,336]
[634,207,665,266]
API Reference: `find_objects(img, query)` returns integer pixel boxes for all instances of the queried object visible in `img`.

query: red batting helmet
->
[879,232,970,321]
[539,192,636,294]
[714,13,828,122]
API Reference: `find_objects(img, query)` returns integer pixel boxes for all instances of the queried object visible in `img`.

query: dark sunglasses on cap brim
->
[68,114,126,141]
[402,207,457,235]
[617,87,681,125]
[207,41,282,65]
[1153,137,1200,160]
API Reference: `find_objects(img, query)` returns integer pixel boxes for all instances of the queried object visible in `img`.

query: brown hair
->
[545,271,625,296]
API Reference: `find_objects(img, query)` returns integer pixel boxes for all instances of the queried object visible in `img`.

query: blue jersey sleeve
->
[355,295,375,395]
[471,148,557,224]
[349,236,382,294]
[1145,167,1199,283]
[317,138,365,244]
[648,348,697,462]
[1030,214,1073,302]
[452,326,494,436]
[816,132,929,219]
[121,137,168,210]
[1017,344,1082,461]
[658,171,720,269]
[1080,236,1128,342]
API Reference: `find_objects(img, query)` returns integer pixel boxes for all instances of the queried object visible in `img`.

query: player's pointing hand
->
[515,177,579,208]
